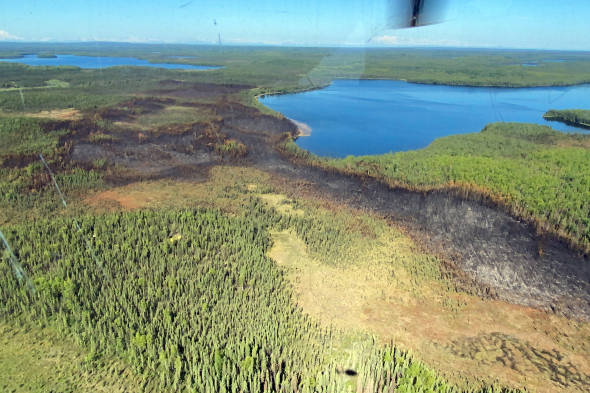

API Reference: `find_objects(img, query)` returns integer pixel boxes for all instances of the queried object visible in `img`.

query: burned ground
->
[94,96,175,122]
[148,80,252,101]
[29,81,588,322]
[72,125,220,180]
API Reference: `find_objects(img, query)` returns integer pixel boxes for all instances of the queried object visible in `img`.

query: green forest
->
[0,116,105,226]
[1,203,522,393]
[2,43,590,106]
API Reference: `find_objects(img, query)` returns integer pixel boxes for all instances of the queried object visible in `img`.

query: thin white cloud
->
[78,36,171,44]
[0,29,22,41]
[373,35,398,45]
[371,33,468,48]
[224,37,292,46]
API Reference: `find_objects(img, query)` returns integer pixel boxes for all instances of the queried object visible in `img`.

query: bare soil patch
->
[84,179,214,211]
[83,166,270,208]
[85,189,142,210]
[26,108,82,121]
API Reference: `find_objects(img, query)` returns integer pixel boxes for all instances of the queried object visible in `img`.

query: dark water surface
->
[260,80,590,157]
[0,54,220,70]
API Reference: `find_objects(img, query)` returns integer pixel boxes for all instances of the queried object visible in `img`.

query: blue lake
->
[0,54,220,70]
[260,79,590,157]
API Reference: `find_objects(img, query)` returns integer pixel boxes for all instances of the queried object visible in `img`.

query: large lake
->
[260,80,590,157]
[0,54,220,70]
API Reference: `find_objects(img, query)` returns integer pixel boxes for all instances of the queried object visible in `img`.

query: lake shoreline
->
[543,110,590,131]
[0,53,222,70]
[255,78,590,101]
[259,79,590,157]
[346,76,590,88]
[288,118,311,137]
[544,116,590,130]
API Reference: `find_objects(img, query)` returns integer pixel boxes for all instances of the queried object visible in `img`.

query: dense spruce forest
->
[1,202,523,393]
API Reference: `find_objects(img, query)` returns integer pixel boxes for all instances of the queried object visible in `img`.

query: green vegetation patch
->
[214,138,248,158]
[283,123,590,253]
[0,116,67,156]
[0,322,150,393]
[133,105,219,129]
[0,87,126,112]
[0,116,105,226]
[544,109,590,129]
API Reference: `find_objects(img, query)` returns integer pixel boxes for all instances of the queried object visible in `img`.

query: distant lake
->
[260,80,590,157]
[0,54,221,70]
[521,59,568,67]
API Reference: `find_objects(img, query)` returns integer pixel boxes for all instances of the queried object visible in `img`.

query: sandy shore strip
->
[289,118,312,137]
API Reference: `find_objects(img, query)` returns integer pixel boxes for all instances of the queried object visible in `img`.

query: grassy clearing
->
[257,193,305,217]
[281,122,590,254]
[21,108,81,120]
[0,322,152,393]
[119,105,220,131]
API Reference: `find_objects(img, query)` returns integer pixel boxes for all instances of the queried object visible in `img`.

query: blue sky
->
[0,1,589,50]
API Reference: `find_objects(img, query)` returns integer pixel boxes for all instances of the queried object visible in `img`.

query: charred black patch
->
[96,97,175,121]
[1,153,39,169]
[150,81,251,100]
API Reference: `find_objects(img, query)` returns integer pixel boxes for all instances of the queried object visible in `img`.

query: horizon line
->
[0,40,589,53]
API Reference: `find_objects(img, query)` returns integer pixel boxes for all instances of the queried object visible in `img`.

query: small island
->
[544,109,590,130]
